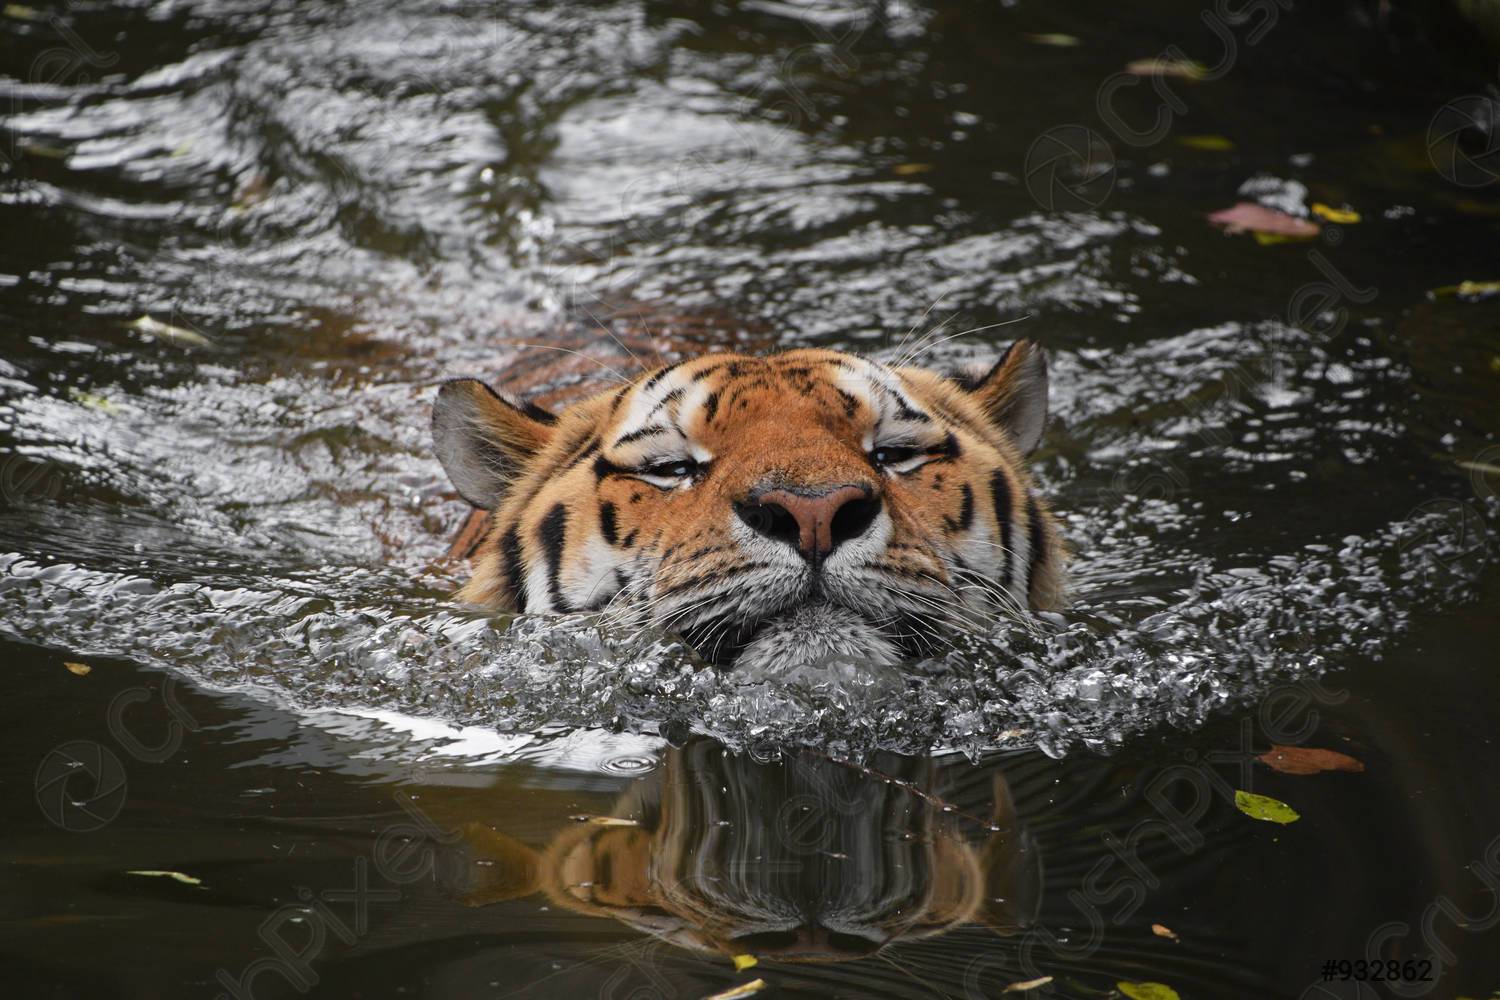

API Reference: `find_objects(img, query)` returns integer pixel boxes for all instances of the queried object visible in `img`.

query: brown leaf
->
[1208,202,1320,240]
[1126,58,1207,81]
[1257,745,1365,775]
[1152,922,1180,941]
[63,661,92,676]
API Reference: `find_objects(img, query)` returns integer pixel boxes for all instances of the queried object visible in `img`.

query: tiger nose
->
[735,484,880,561]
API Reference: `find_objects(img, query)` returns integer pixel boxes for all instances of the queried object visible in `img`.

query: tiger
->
[431,340,1063,669]
[454,738,1040,961]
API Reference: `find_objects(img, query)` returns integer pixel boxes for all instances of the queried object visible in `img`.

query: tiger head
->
[432,343,1062,668]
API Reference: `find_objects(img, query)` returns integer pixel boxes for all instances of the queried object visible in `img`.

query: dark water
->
[4,1,1500,997]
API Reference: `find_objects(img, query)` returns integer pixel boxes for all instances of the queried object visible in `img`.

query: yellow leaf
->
[127,870,205,888]
[1151,922,1180,941]
[4,3,42,19]
[64,662,92,676]
[1005,976,1054,992]
[1458,280,1500,299]
[894,163,934,176]
[1118,983,1182,1000]
[1025,33,1080,47]
[68,389,119,413]
[1234,789,1300,824]
[586,816,639,827]
[1311,202,1361,224]
[128,315,212,347]
[703,980,765,1000]
[1252,231,1316,246]
[732,954,758,971]
[1177,134,1235,152]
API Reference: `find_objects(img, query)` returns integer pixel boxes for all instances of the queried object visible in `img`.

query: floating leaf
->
[1118,982,1182,1000]
[1005,976,1054,992]
[1177,134,1235,152]
[894,163,934,176]
[128,315,212,348]
[4,3,42,19]
[1311,202,1361,224]
[1460,460,1500,480]
[703,980,765,1000]
[732,955,758,972]
[1438,280,1500,302]
[1125,58,1207,81]
[231,173,272,212]
[18,141,70,159]
[1208,202,1320,242]
[63,662,92,676]
[127,870,205,888]
[1257,745,1365,775]
[587,816,639,827]
[1234,790,1300,824]
[1026,33,1080,47]
[68,389,119,414]
[1151,923,1180,941]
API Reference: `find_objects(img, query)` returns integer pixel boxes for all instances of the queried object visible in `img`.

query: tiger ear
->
[954,339,1048,455]
[432,378,557,510]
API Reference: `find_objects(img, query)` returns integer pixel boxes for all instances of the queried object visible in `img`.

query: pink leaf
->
[1208,202,1321,239]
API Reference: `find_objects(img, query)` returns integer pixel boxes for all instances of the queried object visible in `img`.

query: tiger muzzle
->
[735,483,881,563]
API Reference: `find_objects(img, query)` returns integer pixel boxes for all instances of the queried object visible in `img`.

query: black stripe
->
[599,502,619,545]
[642,362,684,392]
[594,455,629,481]
[990,468,1013,583]
[928,432,961,460]
[520,401,558,425]
[647,386,685,418]
[701,391,720,424]
[538,503,571,612]
[945,482,974,534]
[896,400,930,422]
[614,423,670,446]
[500,526,528,611]
[564,435,599,469]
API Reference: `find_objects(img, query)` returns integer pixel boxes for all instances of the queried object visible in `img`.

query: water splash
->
[2,494,1487,758]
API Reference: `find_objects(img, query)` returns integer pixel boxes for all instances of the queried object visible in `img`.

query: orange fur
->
[433,344,1064,664]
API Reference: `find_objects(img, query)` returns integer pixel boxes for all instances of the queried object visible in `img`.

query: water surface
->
[3,1,1500,996]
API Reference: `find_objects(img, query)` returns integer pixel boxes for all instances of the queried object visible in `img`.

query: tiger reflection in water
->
[455,739,1039,963]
